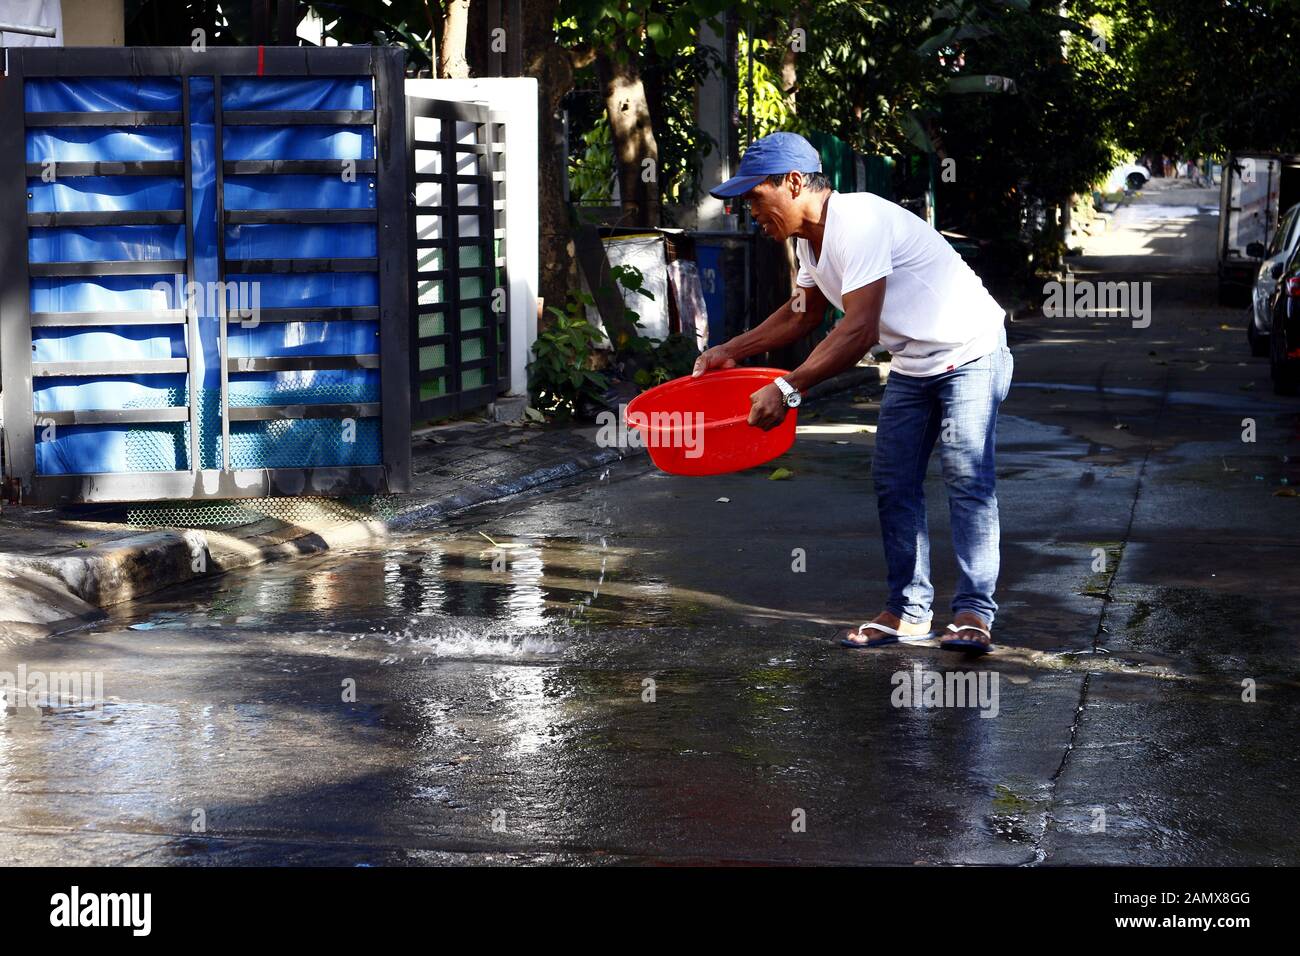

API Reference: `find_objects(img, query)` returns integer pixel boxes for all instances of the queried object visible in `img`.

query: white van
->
[1218,152,1300,305]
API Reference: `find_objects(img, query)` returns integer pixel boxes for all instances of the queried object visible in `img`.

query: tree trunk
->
[779,9,806,288]
[596,52,661,228]
[522,0,579,323]
[440,0,471,79]
[780,7,804,115]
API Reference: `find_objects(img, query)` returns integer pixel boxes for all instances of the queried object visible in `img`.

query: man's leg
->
[871,370,943,625]
[935,342,1014,630]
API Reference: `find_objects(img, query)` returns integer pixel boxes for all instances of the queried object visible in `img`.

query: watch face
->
[787,392,802,408]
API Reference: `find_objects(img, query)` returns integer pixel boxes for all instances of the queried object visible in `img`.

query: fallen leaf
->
[768,467,794,481]
[1273,487,1299,497]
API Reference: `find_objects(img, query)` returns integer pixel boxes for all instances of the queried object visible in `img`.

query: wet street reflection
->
[2,185,1299,865]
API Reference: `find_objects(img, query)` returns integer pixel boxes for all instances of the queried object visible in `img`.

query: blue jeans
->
[871,331,1013,627]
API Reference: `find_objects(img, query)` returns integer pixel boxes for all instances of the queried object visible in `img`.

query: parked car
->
[1266,243,1300,394]
[1104,162,1150,192]
[1247,201,1300,356]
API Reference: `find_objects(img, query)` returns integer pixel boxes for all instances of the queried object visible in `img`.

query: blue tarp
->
[26,75,381,475]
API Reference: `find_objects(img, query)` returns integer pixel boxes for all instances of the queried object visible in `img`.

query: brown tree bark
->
[521,0,580,323]
[439,0,471,79]
[779,7,807,288]
[780,6,804,115]
[596,52,661,228]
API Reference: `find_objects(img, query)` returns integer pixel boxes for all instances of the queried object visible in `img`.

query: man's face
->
[743,174,800,240]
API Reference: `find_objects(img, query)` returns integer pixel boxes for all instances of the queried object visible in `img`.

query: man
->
[693,132,1013,653]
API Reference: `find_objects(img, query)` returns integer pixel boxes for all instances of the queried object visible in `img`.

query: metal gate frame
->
[0,46,411,504]
[407,97,506,422]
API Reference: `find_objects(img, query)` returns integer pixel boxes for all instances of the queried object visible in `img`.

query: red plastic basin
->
[624,367,797,476]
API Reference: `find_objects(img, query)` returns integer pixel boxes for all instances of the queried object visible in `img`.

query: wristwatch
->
[773,376,802,408]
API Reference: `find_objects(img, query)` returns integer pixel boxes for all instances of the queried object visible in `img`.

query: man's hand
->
[748,383,788,431]
[692,344,738,377]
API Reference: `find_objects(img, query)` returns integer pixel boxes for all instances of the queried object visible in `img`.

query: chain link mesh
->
[125,494,399,528]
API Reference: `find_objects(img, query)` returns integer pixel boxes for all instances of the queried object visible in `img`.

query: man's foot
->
[840,610,933,647]
[939,611,993,653]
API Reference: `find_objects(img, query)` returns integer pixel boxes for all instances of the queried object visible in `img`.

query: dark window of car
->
[1271,208,1295,256]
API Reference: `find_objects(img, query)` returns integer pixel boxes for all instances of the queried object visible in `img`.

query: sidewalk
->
[0,363,884,639]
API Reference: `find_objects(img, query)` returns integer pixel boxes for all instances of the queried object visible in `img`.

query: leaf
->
[646,14,668,48]
[768,467,794,481]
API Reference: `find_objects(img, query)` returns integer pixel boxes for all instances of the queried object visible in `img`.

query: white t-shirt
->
[795,191,1005,377]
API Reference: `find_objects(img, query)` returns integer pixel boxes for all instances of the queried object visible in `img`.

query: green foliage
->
[528,290,610,423]
[528,262,699,420]
[608,265,699,387]
[735,34,792,141]
[1097,0,1300,155]
[569,118,616,203]
[318,1,436,73]
[647,43,719,204]
[560,0,794,207]
[786,0,949,155]
[924,2,1126,272]
[621,329,700,388]
[558,0,782,60]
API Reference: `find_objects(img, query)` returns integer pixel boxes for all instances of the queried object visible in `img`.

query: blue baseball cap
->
[708,132,823,199]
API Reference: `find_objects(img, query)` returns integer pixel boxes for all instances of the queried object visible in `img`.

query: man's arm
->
[693,283,831,375]
[781,278,884,394]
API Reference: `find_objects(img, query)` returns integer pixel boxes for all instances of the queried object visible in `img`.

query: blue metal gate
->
[0,46,411,504]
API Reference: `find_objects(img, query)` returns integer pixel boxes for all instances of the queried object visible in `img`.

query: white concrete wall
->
[406,78,539,398]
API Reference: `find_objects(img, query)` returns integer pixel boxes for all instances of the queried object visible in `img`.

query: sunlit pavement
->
[1,178,1297,865]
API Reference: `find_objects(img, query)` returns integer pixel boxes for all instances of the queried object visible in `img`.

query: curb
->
[0,446,618,637]
[0,561,105,642]
[388,446,625,530]
[0,518,388,639]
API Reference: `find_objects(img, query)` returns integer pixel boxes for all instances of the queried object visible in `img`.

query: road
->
[1,177,1297,865]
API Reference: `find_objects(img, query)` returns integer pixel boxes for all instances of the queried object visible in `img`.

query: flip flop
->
[840,621,934,649]
[939,623,994,655]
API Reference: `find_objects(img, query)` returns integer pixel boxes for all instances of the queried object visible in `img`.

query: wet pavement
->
[1,178,1298,865]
